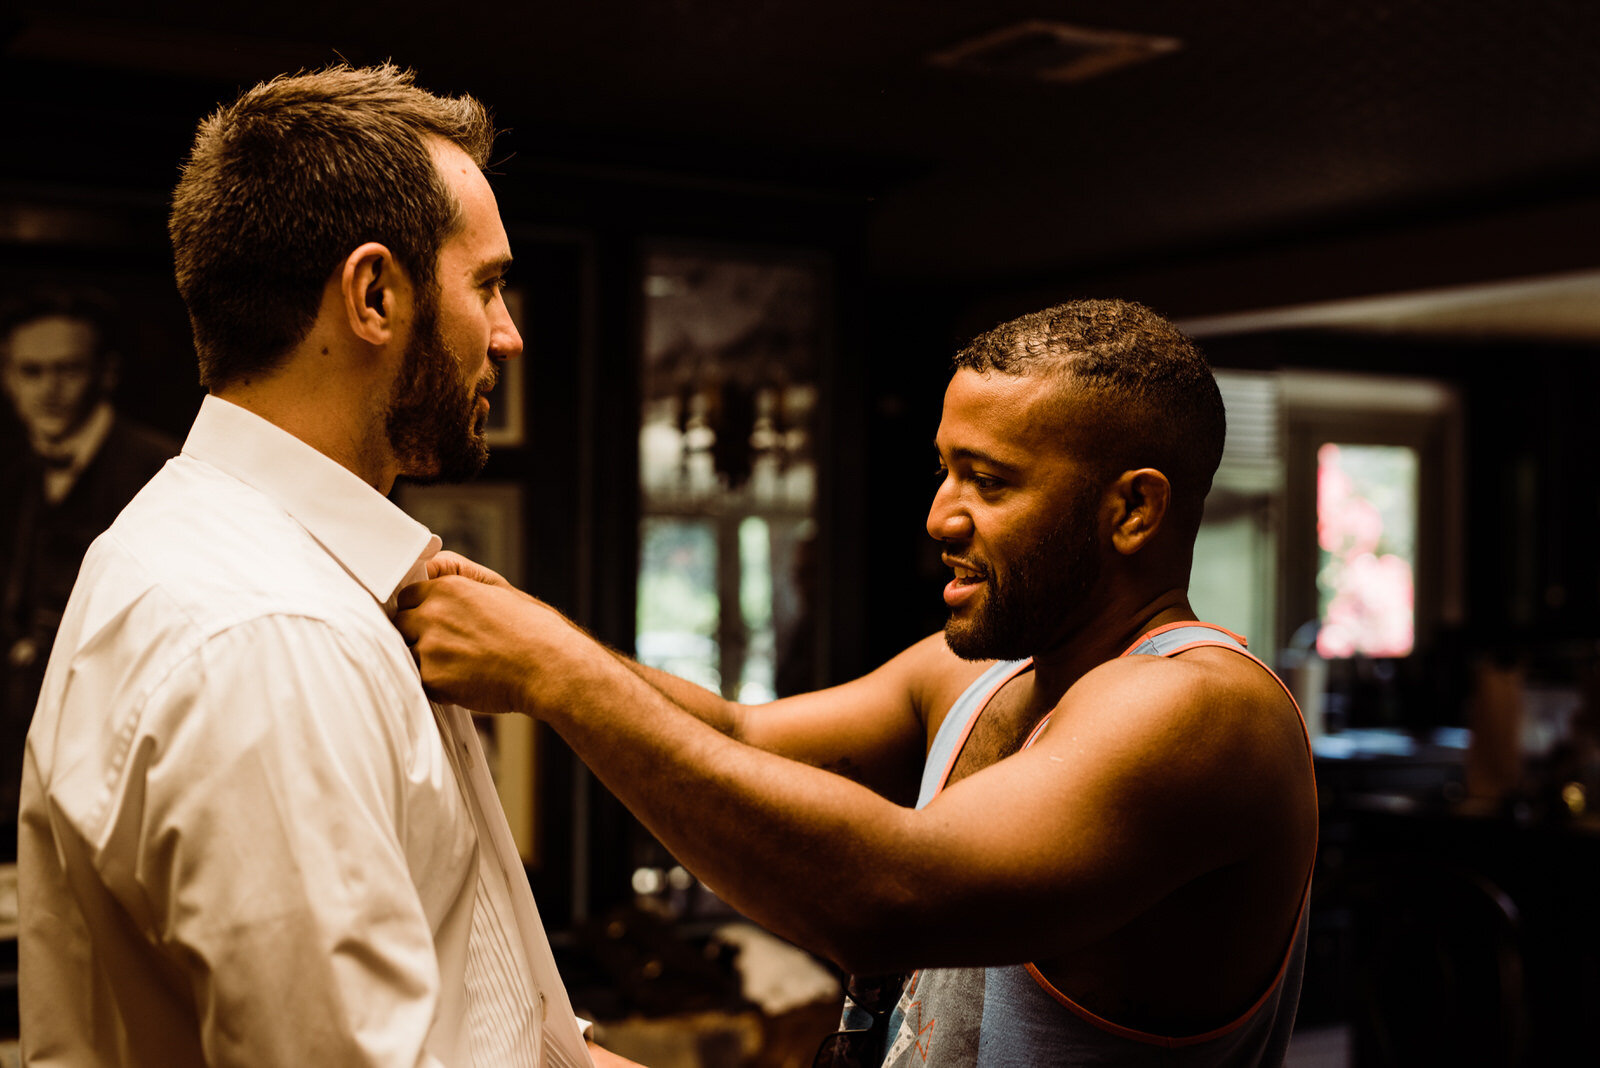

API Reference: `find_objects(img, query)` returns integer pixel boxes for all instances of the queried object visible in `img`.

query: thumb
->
[428,550,508,586]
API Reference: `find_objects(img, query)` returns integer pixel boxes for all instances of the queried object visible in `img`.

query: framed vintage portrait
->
[483,287,527,448]
[396,481,538,864]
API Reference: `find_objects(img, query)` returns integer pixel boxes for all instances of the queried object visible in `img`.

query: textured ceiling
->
[4,0,1599,288]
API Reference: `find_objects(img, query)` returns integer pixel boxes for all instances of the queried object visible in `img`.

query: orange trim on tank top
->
[948,622,1321,1047]
[1022,872,1315,1048]
[933,659,1034,792]
[1118,619,1250,658]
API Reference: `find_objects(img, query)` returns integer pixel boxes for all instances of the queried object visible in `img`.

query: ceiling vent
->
[928,20,1181,84]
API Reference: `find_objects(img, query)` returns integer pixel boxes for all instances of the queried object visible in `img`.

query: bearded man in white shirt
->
[17,64,624,1068]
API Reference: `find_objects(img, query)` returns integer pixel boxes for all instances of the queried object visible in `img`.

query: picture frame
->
[396,481,538,864]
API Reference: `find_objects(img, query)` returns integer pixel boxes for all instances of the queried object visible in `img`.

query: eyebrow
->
[477,255,514,278]
[935,443,1021,474]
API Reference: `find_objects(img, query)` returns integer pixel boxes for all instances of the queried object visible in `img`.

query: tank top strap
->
[1122,621,1250,658]
[917,658,1031,809]
[1020,622,1259,752]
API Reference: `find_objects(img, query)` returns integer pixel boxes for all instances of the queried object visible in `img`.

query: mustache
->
[475,364,500,397]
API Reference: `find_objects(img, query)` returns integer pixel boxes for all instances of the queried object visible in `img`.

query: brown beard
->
[944,482,1102,662]
[384,287,495,484]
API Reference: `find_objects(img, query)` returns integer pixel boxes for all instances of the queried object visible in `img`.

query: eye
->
[971,474,1003,491]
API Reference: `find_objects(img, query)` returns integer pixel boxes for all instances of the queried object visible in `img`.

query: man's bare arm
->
[396,575,1310,976]
[426,552,748,732]
[422,551,939,802]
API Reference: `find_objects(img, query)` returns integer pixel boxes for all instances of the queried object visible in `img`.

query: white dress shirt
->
[18,395,592,1068]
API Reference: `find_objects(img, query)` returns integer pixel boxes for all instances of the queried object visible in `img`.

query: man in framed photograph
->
[0,290,177,859]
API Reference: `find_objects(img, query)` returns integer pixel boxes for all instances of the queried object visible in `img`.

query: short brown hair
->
[954,299,1226,529]
[169,63,494,389]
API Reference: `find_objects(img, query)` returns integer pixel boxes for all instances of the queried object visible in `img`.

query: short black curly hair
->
[954,299,1225,528]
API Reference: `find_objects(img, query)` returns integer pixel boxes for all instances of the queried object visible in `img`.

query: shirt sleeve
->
[106,613,459,1068]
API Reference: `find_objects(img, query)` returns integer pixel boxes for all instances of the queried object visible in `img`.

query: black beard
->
[943,490,1101,662]
[384,290,493,484]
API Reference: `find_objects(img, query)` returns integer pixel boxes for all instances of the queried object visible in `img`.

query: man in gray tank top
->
[399,299,1319,1066]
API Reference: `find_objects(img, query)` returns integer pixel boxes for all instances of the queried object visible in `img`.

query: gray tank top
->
[879,623,1315,1067]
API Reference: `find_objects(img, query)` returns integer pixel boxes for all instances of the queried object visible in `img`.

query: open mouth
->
[951,563,985,586]
[944,555,988,584]
[943,557,988,607]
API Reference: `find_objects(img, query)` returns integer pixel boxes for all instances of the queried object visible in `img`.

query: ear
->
[340,242,406,346]
[1108,468,1171,555]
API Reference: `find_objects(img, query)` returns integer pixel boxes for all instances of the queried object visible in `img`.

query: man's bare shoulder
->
[1041,645,1308,796]
[1066,642,1295,717]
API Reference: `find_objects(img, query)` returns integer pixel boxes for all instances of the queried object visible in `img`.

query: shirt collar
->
[181,394,440,603]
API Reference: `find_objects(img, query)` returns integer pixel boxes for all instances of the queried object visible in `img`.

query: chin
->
[944,602,1037,662]
[943,619,997,662]
[435,439,491,484]
[28,418,73,441]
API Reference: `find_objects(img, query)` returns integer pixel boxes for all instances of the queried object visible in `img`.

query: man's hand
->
[395,571,576,716]
[425,549,521,593]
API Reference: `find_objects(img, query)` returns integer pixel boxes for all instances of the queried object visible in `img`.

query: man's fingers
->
[395,579,432,611]
[427,549,508,587]
[393,605,422,650]
[425,550,469,579]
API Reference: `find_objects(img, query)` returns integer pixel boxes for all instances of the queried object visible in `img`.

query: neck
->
[214,346,396,493]
[1026,586,1197,706]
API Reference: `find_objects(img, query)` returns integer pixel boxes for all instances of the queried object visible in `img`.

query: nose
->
[41,365,83,403]
[926,475,973,543]
[490,294,524,364]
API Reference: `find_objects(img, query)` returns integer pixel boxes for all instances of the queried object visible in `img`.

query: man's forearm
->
[610,654,747,740]
[528,644,916,974]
